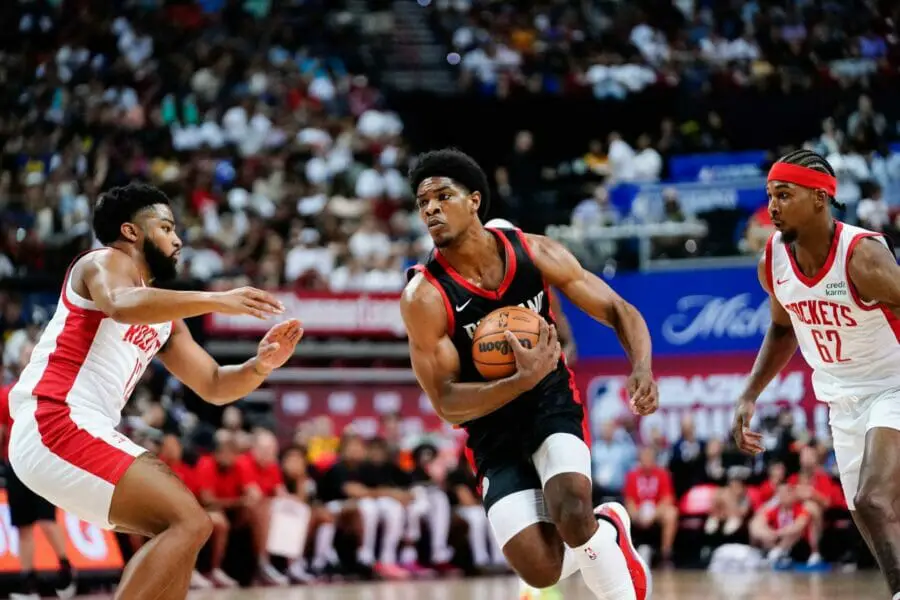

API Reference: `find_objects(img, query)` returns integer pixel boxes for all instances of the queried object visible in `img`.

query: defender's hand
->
[254,319,304,375]
[505,319,560,387]
[216,287,285,319]
[732,397,764,455]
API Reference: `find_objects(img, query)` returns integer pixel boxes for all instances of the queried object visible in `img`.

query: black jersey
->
[408,228,579,476]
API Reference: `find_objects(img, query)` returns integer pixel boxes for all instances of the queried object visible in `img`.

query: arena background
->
[0,0,899,596]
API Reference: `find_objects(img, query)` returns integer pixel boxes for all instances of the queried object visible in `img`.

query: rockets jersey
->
[10,249,173,424]
[766,221,900,403]
[408,228,578,466]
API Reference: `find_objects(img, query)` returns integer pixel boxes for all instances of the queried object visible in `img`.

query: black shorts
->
[6,461,57,527]
[465,389,588,512]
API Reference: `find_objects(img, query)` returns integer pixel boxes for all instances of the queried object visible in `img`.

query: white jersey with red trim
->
[767,221,900,403]
[10,250,172,423]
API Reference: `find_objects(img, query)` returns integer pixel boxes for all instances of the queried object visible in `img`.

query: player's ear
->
[120,221,140,243]
[469,191,481,215]
[815,189,828,211]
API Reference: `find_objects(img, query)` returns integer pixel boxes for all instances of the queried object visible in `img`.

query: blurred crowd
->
[436,0,900,98]
[0,0,431,291]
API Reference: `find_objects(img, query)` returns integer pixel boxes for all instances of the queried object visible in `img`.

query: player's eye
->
[439,193,450,201]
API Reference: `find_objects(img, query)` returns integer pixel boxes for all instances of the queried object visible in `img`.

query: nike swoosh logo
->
[776,278,790,285]
[456,299,472,312]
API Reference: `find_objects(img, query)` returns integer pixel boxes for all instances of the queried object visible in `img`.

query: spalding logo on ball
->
[471,306,544,380]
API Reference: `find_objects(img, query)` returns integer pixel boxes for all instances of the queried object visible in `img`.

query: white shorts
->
[8,398,146,530]
[830,387,900,510]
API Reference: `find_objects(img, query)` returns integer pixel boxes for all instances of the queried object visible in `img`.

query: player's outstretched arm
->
[847,236,900,307]
[732,254,798,454]
[401,274,552,425]
[158,319,303,405]
[524,233,658,414]
[82,250,284,324]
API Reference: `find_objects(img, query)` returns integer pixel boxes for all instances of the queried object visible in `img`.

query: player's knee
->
[171,503,214,545]
[854,483,896,520]
[545,480,592,528]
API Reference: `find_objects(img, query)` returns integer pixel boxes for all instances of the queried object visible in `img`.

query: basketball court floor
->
[174,572,887,600]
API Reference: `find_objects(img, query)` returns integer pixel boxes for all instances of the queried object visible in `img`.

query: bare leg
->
[657,504,679,560]
[108,453,213,600]
[501,522,566,588]
[853,427,900,595]
[207,511,230,571]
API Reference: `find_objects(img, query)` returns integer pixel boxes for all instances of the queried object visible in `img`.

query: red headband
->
[767,163,837,197]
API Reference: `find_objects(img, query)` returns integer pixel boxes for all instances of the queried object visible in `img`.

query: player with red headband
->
[732,149,900,595]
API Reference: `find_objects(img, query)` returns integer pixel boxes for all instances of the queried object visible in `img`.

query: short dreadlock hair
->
[408,148,491,221]
[774,149,843,209]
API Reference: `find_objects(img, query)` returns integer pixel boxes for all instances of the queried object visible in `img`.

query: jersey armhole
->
[845,232,888,311]
[412,265,456,332]
[764,233,775,293]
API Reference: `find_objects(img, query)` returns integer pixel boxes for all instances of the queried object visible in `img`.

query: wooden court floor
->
[181,571,888,600]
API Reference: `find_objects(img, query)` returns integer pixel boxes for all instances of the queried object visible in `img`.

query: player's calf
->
[108,454,214,600]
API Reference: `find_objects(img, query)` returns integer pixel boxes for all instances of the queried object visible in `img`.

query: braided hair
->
[774,149,844,209]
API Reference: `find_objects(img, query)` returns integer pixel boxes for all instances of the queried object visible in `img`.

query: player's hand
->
[732,397,765,455]
[254,319,304,375]
[216,287,285,319]
[627,368,658,416]
[505,319,560,387]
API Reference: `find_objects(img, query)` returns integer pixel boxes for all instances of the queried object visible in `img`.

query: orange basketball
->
[472,306,543,380]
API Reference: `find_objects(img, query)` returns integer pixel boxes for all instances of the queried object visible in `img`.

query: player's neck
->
[792,219,836,272]
[438,227,498,278]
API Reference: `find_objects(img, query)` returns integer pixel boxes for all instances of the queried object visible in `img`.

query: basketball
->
[472,306,543,380]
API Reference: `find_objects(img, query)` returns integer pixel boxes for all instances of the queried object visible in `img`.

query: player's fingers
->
[246,288,285,312]
[246,299,281,317]
[546,324,558,349]
[504,331,526,355]
[537,319,550,344]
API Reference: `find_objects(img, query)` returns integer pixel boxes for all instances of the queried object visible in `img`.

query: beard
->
[143,238,178,283]
[780,229,798,244]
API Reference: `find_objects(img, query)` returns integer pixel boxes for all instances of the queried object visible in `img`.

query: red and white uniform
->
[766,221,900,508]
[7,249,172,528]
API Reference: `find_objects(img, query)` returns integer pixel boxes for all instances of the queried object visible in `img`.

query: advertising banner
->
[561,264,770,358]
[0,491,124,572]
[273,353,825,447]
[668,151,768,182]
[205,291,405,337]
[608,178,767,216]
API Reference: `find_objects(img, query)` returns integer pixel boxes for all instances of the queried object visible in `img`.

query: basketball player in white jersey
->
[732,149,900,598]
[7,183,302,600]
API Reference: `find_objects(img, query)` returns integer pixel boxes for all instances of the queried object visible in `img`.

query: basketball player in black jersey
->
[401,149,658,600]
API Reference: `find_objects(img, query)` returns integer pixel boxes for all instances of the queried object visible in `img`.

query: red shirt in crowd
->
[756,480,778,505]
[236,453,284,497]
[764,502,809,532]
[623,467,675,506]
[194,455,243,500]
[0,384,12,461]
[788,470,836,507]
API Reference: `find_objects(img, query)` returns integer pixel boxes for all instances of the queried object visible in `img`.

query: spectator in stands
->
[786,445,832,566]
[447,450,504,571]
[280,446,324,583]
[624,446,679,566]
[362,437,416,578]
[571,185,620,229]
[749,482,812,567]
[743,204,775,254]
[703,439,728,486]
[591,420,637,504]
[236,429,302,585]
[846,94,887,144]
[194,432,265,580]
[706,467,754,537]
[316,433,407,579]
[221,406,245,434]
[405,443,456,571]
[632,134,663,182]
[757,461,787,507]
[158,434,236,589]
[668,415,706,498]
[857,181,890,232]
[606,132,635,183]
[495,130,541,231]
